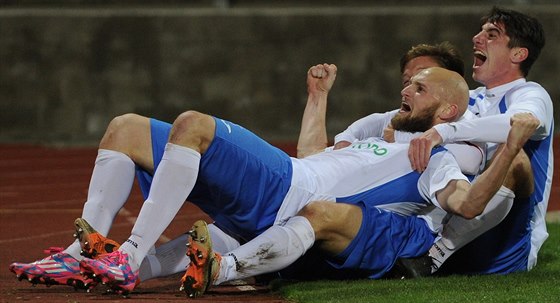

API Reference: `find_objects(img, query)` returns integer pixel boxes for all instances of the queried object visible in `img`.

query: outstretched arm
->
[408,90,551,172]
[436,113,539,219]
[297,64,337,158]
[333,110,399,149]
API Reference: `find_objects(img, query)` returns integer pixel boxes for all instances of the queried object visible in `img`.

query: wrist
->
[433,124,451,144]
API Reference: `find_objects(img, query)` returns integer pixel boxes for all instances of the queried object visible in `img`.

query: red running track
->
[0,141,558,302]
[0,144,286,303]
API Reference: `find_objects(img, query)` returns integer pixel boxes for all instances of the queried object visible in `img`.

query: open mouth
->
[400,102,411,112]
[473,50,487,67]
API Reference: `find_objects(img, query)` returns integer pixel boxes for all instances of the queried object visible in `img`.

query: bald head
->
[393,66,470,133]
[417,67,469,122]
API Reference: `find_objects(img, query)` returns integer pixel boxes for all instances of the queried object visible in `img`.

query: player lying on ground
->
[177,66,540,297]
[11,66,482,296]
[7,41,474,291]
[8,41,481,292]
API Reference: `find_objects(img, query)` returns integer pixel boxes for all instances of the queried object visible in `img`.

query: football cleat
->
[9,247,95,290]
[79,250,139,296]
[74,218,120,258]
[386,253,434,279]
[179,220,221,298]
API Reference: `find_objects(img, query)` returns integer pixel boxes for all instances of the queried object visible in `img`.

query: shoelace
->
[100,251,128,266]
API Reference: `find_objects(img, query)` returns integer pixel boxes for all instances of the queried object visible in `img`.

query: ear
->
[511,47,529,63]
[438,104,459,122]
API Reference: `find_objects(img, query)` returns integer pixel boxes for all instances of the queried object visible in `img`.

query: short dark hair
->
[400,41,465,77]
[481,6,545,77]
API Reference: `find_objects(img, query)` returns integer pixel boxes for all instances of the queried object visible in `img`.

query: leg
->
[214,201,432,287]
[424,148,532,274]
[9,113,152,289]
[80,111,215,294]
[138,223,240,281]
[98,113,154,171]
[122,111,215,265]
[209,201,360,286]
[81,114,153,237]
[73,114,153,258]
[301,201,363,255]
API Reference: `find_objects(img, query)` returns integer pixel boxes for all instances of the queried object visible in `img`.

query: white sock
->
[208,223,241,254]
[120,143,200,272]
[139,235,185,281]
[429,186,515,272]
[215,216,315,285]
[63,149,135,260]
[137,224,240,281]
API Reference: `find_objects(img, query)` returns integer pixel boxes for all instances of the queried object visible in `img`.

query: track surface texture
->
[0,144,287,303]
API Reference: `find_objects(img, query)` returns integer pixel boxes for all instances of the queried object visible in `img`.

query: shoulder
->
[506,81,550,99]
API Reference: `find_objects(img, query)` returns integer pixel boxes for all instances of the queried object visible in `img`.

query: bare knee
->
[169,110,215,153]
[99,113,149,155]
[298,202,331,238]
[298,201,361,241]
[299,201,363,255]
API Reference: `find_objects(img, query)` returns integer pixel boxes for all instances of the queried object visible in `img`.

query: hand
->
[383,123,395,143]
[334,141,351,150]
[307,64,337,97]
[408,127,443,172]
[506,113,539,151]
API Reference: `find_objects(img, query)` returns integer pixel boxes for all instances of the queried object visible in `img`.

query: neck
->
[484,76,524,89]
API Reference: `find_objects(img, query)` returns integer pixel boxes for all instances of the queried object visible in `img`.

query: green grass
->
[274,223,560,303]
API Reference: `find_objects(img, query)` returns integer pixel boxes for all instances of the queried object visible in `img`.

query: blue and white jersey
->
[468,79,553,272]
[275,137,468,233]
[437,78,554,273]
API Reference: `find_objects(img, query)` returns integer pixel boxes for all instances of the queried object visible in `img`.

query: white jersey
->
[334,109,483,176]
[274,137,468,233]
[435,78,554,272]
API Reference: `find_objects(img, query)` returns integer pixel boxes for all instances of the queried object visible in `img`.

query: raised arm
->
[435,113,539,219]
[408,85,552,172]
[296,64,337,158]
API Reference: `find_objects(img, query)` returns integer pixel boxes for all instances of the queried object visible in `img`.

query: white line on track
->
[0,205,194,244]
[227,279,257,292]
[0,222,132,244]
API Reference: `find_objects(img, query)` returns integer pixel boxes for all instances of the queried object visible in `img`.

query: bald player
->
[180,67,539,297]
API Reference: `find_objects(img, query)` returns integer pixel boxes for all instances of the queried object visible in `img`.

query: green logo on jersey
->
[351,142,388,156]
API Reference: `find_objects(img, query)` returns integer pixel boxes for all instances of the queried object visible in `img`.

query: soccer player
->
[8,42,474,293]
[317,7,552,275]
[10,65,474,297]
[316,42,468,154]
[406,6,553,275]
[178,67,539,297]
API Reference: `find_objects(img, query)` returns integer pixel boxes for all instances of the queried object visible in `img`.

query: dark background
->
[1,1,558,145]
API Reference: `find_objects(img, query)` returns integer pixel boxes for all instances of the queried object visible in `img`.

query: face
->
[401,56,440,87]
[472,22,520,88]
[394,69,443,132]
